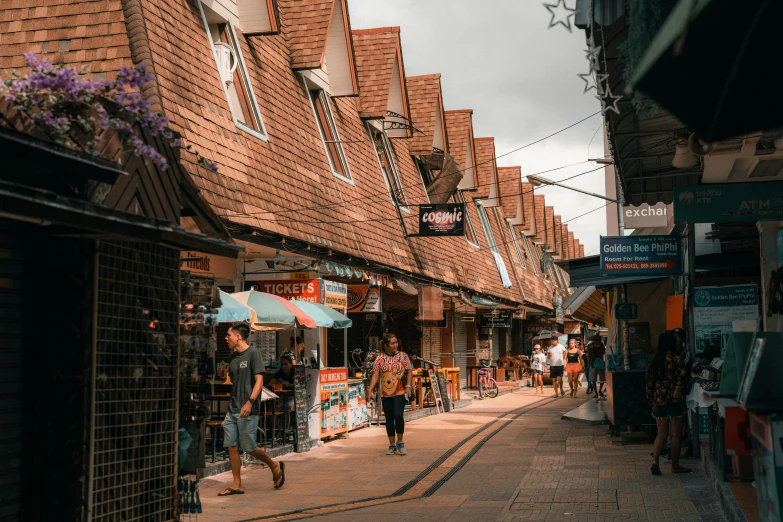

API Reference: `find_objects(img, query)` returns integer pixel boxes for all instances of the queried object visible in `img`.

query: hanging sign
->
[323,279,348,312]
[622,202,670,229]
[674,181,783,224]
[251,279,324,303]
[599,235,682,276]
[615,303,638,320]
[418,203,465,236]
[693,285,758,353]
[347,285,382,312]
[479,311,512,328]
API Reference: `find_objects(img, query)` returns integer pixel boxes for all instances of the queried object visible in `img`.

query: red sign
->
[252,279,323,303]
[320,368,348,384]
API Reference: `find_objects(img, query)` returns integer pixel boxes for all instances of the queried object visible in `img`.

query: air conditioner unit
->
[213,42,238,86]
[459,316,475,323]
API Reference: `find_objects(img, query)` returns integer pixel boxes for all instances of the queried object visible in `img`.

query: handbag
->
[593,357,606,371]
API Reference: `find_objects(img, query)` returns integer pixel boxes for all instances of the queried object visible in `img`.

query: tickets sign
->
[599,235,682,277]
[252,279,324,303]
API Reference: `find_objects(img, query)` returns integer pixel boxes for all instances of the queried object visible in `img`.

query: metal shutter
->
[454,314,468,389]
[491,328,500,362]
[88,242,179,521]
[0,220,24,522]
[422,327,441,366]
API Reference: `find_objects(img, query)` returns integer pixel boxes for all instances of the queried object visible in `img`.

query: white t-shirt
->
[531,353,547,371]
[547,344,566,366]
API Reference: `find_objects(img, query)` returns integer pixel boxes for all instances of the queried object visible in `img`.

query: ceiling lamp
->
[672,138,700,168]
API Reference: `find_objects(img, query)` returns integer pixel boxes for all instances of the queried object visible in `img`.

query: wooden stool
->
[206,420,225,463]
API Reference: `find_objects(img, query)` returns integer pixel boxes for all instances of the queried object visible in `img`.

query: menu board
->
[292,366,311,452]
[347,380,367,430]
[319,368,348,437]
[250,331,277,368]
[435,371,451,412]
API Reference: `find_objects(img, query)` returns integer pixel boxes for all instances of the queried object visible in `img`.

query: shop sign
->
[600,235,682,276]
[693,285,758,352]
[674,181,783,224]
[615,303,638,320]
[418,203,465,236]
[347,285,382,313]
[319,368,348,438]
[180,251,236,280]
[479,311,512,328]
[323,279,348,312]
[253,279,324,303]
[622,202,669,229]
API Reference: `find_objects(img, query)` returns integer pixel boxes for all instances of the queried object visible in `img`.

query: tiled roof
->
[532,195,547,244]
[444,110,473,171]
[552,215,562,257]
[544,206,555,250]
[567,231,576,259]
[578,242,585,258]
[473,137,496,202]
[279,0,334,69]
[519,181,535,234]
[352,27,402,119]
[497,167,521,220]
[406,74,445,155]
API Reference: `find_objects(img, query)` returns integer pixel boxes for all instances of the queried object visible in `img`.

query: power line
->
[216,111,601,220]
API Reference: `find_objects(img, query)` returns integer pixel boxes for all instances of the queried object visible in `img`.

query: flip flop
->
[218,487,244,496]
[273,461,286,489]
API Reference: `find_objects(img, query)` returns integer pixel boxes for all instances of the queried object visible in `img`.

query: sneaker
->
[386,444,397,455]
[396,442,407,455]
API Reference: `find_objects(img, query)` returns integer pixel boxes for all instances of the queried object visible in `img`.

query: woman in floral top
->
[368,333,413,455]
[646,330,691,475]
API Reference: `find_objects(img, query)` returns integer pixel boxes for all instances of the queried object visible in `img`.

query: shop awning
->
[216,290,253,323]
[559,255,668,288]
[291,300,353,328]
[230,290,317,329]
[564,286,606,326]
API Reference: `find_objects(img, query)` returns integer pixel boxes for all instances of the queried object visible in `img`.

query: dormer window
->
[506,219,527,269]
[368,124,407,209]
[306,87,351,182]
[455,191,479,248]
[198,2,267,141]
[475,201,512,288]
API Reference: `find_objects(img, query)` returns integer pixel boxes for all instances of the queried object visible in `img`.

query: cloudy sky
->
[349,0,610,255]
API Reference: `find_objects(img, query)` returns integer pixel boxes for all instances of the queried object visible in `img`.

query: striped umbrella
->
[230,290,317,329]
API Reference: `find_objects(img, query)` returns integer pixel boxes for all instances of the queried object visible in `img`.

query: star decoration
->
[596,84,622,115]
[578,69,609,95]
[543,0,575,32]
[585,33,602,72]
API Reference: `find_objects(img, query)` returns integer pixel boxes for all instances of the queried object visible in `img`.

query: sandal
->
[672,466,693,474]
[218,487,244,496]
[273,461,286,489]
[650,463,661,476]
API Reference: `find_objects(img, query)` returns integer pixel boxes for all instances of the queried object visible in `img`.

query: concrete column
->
[758,221,783,332]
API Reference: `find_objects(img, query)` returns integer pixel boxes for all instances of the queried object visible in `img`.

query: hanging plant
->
[0,52,218,173]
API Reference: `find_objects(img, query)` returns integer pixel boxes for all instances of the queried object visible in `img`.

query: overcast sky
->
[349,0,609,255]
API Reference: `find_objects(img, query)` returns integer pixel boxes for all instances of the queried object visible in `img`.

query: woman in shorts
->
[530,344,547,394]
[565,339,583,398]
[646,331,691,475]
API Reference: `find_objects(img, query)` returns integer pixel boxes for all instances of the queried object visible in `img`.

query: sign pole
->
[615,172,631,370]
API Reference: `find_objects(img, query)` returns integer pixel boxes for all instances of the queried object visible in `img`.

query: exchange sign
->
[600,235,682,277]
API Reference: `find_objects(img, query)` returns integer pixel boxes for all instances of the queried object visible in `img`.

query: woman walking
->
[646,331,692,475]
[368,334,413,455]
[531,344,546,394]
[565,339,583,398]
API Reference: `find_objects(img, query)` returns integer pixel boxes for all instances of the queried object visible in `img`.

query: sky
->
[349,0,610,255]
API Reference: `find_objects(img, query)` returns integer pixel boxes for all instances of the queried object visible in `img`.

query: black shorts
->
[651,401,687,420]
[549,366,564,378]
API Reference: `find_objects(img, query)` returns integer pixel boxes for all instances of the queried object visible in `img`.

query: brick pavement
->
[195,390,729,522]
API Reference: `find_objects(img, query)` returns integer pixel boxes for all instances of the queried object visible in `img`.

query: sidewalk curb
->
[701,445,748,522]
[199,444,294,479]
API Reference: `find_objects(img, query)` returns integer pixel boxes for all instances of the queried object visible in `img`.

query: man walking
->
[586,335,606,400]
[219,322,285,496]
[547,336,566,397]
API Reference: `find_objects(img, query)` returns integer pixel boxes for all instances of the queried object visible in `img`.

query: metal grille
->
[90,241,179,521]
[422,327,441,366]
[454,315,468,389]
[491,328,500,362]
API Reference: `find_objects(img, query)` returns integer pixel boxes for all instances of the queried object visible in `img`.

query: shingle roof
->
[352,27,403,120]
[473,137,496,202]
[552,215,563,256]
[406,74,446,155]
[578,242,585,258]
[519,181,535,234]
[532,195,547,244]
[444,110,473,170]
[545,206,555,250]
[497,167,521,220]
[279,0,334,68]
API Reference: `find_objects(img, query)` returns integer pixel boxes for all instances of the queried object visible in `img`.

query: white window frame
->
[456,191,479,248]
[505,218,526,269]
[197,2,268,142]
[522,233,539,275]
[475,201,498,252]
[367,123,408,211]
[305,84,353,184]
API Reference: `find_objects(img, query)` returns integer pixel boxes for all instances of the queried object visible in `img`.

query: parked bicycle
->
[477,366,499,399]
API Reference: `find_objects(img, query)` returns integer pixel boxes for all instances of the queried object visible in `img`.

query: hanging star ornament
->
[578,69,609,94]
[543,0,576,32]
[584,33,602,72]
[596,84,622,115]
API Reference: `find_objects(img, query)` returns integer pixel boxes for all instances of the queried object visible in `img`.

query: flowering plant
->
[0,53,217,173]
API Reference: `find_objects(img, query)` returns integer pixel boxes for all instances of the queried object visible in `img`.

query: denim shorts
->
[651,401,687,420]
[222,411,259,452]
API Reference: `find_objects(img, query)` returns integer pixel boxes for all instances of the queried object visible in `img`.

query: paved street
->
[198,390,727,522]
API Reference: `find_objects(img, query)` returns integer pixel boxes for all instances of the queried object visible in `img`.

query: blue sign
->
[600,235,682,277]
[674,181,783,224]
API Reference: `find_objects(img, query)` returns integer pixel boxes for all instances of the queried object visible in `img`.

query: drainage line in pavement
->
[420,397,558,497]
[236,397,558,522]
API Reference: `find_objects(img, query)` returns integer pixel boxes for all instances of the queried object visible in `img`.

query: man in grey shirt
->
[219,323,285,495]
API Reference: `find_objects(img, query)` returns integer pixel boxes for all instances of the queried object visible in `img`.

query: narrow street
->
[199,390,726,522]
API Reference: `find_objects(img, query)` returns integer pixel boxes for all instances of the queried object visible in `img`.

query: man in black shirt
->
[218,323,285,495]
